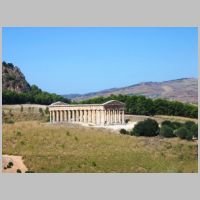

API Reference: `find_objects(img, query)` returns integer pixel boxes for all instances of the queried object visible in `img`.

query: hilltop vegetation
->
[2,61,70,105]
[79,94,198,118]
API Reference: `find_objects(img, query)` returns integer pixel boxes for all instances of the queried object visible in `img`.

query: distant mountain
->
[2,61,31,93]
[63,78,198,104]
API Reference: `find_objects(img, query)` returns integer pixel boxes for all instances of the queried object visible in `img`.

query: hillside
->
[2,61,31,93]
[64,78,198,104]
[2,61,70,105]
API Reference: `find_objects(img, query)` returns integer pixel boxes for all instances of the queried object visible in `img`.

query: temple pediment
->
[102,100,125,106]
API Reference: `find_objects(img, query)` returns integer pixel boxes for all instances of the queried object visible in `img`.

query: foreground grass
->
[3,121,198,173]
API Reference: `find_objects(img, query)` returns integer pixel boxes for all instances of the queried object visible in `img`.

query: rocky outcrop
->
[2,62,31,93]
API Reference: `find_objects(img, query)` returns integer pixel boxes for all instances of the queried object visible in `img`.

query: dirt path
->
[2,155,28,173]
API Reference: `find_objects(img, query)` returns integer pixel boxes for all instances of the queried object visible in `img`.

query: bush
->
[7,161,13,168]
[191,124,198,139]
[45,107,49,114]
[125,119,130,124]
[184,121,196,130]
[161,120,172,127]
[131,118,159,137]
[39,108,43,113]
[16,169,22,173]
[6,119,15,124]
[171,121,183,130]
[175,127,190,140]
[185,131,193,141]
[120,129,129,135]
[16,131,22,136]
[159,125,175,138]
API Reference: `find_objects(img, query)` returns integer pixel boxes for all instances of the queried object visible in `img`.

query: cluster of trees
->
[120,119,198,140]
[2,85,71,105]
[80,94,198,118]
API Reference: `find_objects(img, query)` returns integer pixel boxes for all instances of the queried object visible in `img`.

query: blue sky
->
[2,27,198,95]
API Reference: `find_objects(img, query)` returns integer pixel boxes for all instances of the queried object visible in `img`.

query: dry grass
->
[3,121,198,173]
[3,104,48,123]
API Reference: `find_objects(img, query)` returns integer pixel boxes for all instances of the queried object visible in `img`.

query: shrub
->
[191,124,198,139]
[16,169,22,173]
[120,129,129,135]
[91,161,97,167]
[16,131,22,136]
[175,127,190,140]
[125,119,130,124]
[185,131,193,141]
[6,119,15,124]
[7,161,13,168]
[171,121,183,130]
[159,125,175,138]
[45,107,49,114]
[184,121,196,130]
[66,131,70,136]
[131,118,159,137]
[161,120,172,127]
[74,136,78,141]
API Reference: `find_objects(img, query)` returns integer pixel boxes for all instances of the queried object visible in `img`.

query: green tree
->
[131,118,159,137]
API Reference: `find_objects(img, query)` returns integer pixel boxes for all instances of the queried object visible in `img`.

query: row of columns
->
[50,109,125,125]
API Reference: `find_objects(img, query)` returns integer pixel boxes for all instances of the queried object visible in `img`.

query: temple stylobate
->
[49,100,125,125]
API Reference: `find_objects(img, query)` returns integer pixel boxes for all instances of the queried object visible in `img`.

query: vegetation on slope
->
[2,61,70,105]
[79,94,198,118]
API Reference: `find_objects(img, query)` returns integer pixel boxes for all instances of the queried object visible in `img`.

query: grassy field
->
[3,120,198,173]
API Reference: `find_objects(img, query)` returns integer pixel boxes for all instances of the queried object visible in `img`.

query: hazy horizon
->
[3,27,198,94]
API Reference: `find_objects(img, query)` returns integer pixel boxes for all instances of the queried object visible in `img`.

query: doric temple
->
[49,100,125,125]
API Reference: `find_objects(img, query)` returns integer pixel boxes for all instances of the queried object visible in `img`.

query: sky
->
[2,27,198,95]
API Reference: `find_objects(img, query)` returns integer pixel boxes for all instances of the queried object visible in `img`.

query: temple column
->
[76,110,78,122]
[72,110,74,122]
[68,110,71,122]
[76,110,79,122]
[116,110,118,123]
[60,110,63,122]
[50,111,52,123]
[92,110,96,124]
[101,110,105,125]
[83,110,87,123]
[64,110,67,121]
[111,110,113,124]
[119,110,122,124]
[107,110,110,124]
[52,111,55,123]
[122,110,125,124]
[89,110,92,123]
[96,110,100,125]
[80,110,83,122]
[57,111,60,122]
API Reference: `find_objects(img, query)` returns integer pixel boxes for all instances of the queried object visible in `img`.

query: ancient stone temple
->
[49,100,125,125]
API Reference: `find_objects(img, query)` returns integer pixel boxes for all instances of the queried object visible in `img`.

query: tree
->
[184,121,196,130]
[191,124,198,139]
[175,127,190,140]
[131,118,159,137]
[159,125,175,138]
